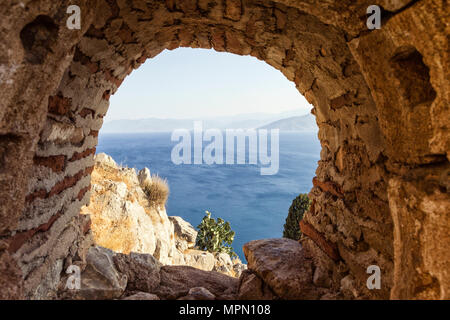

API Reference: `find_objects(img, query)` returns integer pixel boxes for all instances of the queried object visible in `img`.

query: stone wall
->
[0,0,448,299]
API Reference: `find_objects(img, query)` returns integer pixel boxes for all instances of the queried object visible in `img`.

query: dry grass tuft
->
[142,175,169,209]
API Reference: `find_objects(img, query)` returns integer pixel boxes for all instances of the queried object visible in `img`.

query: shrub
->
[283,193,311,240]
[142,175,169,209]
[196,211,237,258]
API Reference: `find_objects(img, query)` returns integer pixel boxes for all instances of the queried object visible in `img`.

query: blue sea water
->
[96,132,321,261]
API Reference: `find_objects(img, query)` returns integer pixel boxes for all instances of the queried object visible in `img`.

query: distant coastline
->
[101,111,317,133]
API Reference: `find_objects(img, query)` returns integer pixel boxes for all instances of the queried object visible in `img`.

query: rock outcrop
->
[178,287,216,301]
[59,246,127,300]
[58,245,239,300]
[80,154,176,264]
[112,252,162,293]
[242,239,324,300]
[122,292,160,300]
[80,153,246,276]
[169,216,198,252]
[156,266,239,300]
[238,270,277,300]
[57,239,332,300]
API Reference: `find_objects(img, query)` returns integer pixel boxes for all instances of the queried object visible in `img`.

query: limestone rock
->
[149,208,176,265]
[81,156,244,277]
[238,270,276,300]
[81,158,178,265]
[82,179,158,255]
[233,261,247,278]
[215,252,233,268]
[178,287,216,300]
[138,168,152,186]
[183,249,215,271]
[122,292,160,300]
[174,238,189,253]
[156,266,239,300]
[243,238,319,299]
[94,153,117,168]
[213,252,241,277]
[171,249,186,265]
[113,252,162,293]
[60,246,127,300]
[118,167,140,186]
[169,216,198,245]
[213,252,233,275]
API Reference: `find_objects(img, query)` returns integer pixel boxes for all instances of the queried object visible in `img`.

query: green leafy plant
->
[196,211,237,258]
[283,193,311,240]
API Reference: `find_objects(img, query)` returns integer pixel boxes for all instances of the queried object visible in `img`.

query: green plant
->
[283,193,311,240]
[196,211,237,258]
[142,175,169,208]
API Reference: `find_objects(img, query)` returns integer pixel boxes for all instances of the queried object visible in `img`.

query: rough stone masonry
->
[0,0,448,299]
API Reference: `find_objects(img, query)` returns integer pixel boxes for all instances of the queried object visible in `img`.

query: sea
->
[96,131,321,261]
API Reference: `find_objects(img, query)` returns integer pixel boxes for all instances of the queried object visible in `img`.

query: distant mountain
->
[101,110,313,133]
[258,114,317,132]
[101,118,194,133]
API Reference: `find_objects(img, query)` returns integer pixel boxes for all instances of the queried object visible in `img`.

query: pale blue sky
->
[105,48,311,122]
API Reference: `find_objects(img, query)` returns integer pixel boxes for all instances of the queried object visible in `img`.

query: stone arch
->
[0,0,448,300]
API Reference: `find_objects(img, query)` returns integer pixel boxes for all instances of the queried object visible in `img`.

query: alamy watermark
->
[366,265,381,290]
[66,5,381,31]
[65,265,81,290]
[171,121,279,175]
[367,5,382,30]
[66,5,81,30]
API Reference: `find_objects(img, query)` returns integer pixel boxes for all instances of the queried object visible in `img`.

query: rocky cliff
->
[80,153,246,277]
[57,238,338,300]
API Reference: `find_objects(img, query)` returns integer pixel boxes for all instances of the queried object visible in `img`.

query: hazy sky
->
[105,48,312,122]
